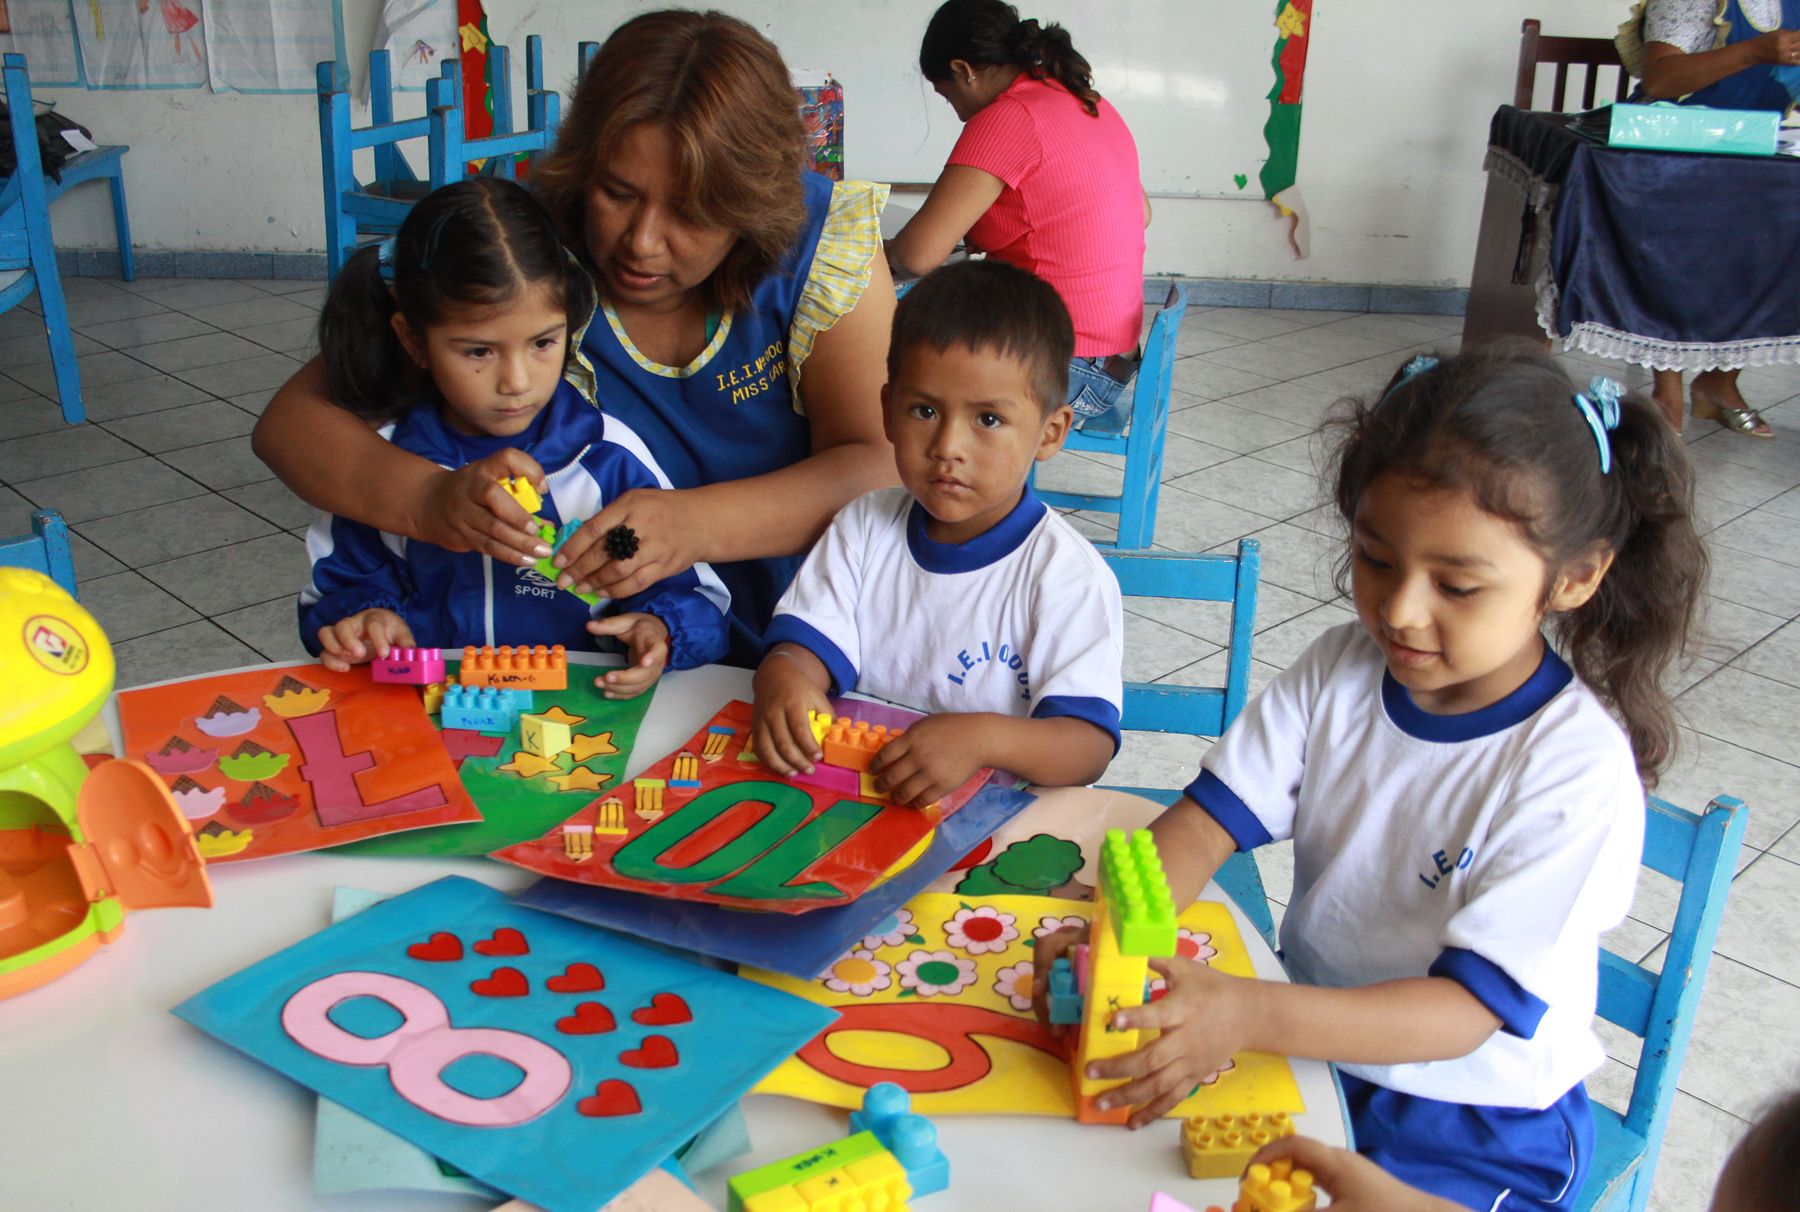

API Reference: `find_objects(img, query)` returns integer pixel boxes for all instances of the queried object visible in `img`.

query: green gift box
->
[1607,102,1779,156]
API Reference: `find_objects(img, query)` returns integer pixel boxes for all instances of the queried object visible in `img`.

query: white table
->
[0,659,1345,1212]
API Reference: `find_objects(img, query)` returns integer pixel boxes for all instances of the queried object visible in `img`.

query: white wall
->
[38,0,1632,288]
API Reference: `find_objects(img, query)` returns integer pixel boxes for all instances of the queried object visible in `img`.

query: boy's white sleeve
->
[1181,626,1349,850]
[1429,730,1643,1039]
[1025,553,1125,751]
[763,495,871,694]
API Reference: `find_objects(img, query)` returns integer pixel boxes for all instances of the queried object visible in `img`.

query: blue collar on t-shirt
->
[1381,640,1574,743]
[905,487,1047,573]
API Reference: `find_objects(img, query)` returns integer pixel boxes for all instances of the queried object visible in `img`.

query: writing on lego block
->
[459,645,568,691]
[371,647,444,685]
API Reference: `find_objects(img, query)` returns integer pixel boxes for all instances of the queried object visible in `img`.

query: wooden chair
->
[1036,282,1188,550]
[426,37,561,192]
[1096,542,1276,946]
[1516,18,1633,111]
[0,509,77,597]
[2,54,87,424]
[1577,794,1748,1211]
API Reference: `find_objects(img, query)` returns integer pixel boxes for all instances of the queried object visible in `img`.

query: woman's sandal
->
[1691,391,1775,439]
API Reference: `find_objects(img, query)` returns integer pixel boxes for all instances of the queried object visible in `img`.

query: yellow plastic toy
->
[0,568,212,1001]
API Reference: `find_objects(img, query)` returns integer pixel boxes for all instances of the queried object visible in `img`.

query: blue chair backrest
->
[1,53,54,275]
[1102,540,1260,737]
[0,509,77,598]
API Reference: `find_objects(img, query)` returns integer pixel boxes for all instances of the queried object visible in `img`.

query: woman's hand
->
[317,608,416,672]
[1085,957,1260,1130]
[1248,1137,1463,1212]
[553,487,704,603]
[417,449,550,567]
[866,713,989,808]
[586,612,669,699]
[1753,28,1800,66]
[751,648,834,775]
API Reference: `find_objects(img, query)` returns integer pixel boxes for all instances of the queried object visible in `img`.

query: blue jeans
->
[1068,355,1135,432]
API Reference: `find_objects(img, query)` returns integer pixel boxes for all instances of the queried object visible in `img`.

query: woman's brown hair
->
[531,9,808,314]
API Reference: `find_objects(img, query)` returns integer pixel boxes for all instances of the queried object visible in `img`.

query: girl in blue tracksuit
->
[298,178,729,697]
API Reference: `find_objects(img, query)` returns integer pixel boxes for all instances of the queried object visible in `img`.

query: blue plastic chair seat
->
[1583,1106,1649,1208]
[0,509,77,597]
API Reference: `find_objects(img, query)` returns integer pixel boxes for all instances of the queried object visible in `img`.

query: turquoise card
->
[175,876,834,1212]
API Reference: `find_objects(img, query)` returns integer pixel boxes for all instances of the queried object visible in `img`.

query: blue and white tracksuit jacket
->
[298,381,730,668]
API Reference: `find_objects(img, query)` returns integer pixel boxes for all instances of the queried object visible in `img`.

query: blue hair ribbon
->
[375,237,396,284]
[1575,376,1622,474]
[1377,354,1438,406]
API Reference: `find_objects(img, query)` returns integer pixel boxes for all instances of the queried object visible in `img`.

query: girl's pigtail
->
[1551,391,1707,784]
[1013,18,1099,115]
[318,244,413,422]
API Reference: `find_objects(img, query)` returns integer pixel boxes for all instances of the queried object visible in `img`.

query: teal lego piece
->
[1047,956,1083,1024]
[848,1081,948,1198]
[532,517,602,608]
[440,685,534,734]
[1099,828,1177,956]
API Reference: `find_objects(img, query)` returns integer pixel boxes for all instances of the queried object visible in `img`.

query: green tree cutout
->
[954,833,1083,896]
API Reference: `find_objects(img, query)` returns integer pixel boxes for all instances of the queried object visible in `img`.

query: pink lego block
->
[786,760,862,797]
[371,647,446,685]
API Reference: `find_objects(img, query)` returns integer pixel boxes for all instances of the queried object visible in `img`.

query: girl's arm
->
[884,166,1005,278]
[251,356,548,565]
[1151,796,1244,907]
[1639,34,1800,98]
[553,257,901,601]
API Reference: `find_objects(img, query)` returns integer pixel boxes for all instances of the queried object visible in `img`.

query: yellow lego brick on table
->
[1235,1158,1315,1212]
[1181,1111,1295,1179]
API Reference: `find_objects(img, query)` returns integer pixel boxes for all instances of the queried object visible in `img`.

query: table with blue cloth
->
[1461,104,1800,373]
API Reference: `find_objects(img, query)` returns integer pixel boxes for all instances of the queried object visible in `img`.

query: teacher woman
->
[886,0,1149,424]
[252,10,897,664]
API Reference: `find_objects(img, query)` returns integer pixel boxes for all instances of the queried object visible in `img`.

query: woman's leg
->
[1653,369,1685,431]
[1690,367,1775,438]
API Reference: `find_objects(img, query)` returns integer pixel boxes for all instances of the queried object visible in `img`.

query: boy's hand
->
[318,608,415,672]
[587,612,669,699]
[1085,956,1258,1129]
[868,712,989,808]
[555,488,703,602]
[1030,922,1091,1031]
[419,450,547,568]
[752,651,833,775]
[1249,1137,1463,1212]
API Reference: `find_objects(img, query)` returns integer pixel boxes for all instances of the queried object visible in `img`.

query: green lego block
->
[532,518,601,607]
[727,1130,893,1212]
[1100,828,1177,956]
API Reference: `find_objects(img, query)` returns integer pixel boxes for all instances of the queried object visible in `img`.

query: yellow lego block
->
[1181,1112,1295,1179]
[1236,1159,1315,1212]
[743,1190,808,1212]
[498,475,542,514]
[805,709,832,744]
[521,712,573,758]
[422,681,448,714]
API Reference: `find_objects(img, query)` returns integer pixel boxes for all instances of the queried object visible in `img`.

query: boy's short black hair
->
[888,259,1074,413]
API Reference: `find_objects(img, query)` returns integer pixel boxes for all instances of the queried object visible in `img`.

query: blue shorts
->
[1067,355,1135,430]
[1342,1073,1593,1212]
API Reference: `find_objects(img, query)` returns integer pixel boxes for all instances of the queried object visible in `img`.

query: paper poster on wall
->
[203,0,345,93]
[75,0,206,88]
[0,0,82,85]
[368,0,455,91]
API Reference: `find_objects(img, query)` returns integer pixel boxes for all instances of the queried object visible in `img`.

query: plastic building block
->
[563,823,594,862]
[702,724,734,761]
[1235,1160,1315,1212]
[848,1082,948,1198]
[605,523,640,560]
[594,796,628,836]
[371,646,445,685]
[422,681,448,715]
[531,517,602,608]
[821,718,898,772]
[789,760,861,797]
[670,750,701,788]
[1180,1112,1295,1180]
[520,712,574,759]
[1099,828,1177,956]
[634,778,666,820]
[805,709,832,745]
[728,1132,910,1212]
[1047,956,1083,1024]
[498,474,542,514]
[1150,1195,1216,1212]
[440,686,533,734]
[458,644,568,690]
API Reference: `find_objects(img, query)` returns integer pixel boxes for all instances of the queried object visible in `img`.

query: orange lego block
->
[821,718,899,772]
[458,644,568,690]
[1235,1159,1315,1212]
[1181,1112,1295,1179]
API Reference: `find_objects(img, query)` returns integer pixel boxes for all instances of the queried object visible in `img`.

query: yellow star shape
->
[1275,3,1306,40]
[549,766,614,794]
[458,22,489,54]
[568,731,620,763]
[533,705,587,728]
[497,751,561,779]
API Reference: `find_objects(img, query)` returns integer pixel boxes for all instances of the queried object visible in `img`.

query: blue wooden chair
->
[2,54,87,424]
[1037,282,1189,550]
[1098,541,1275,946]
[0,509,77,597]
[1576,793,1748,1212]
[426,38,560,192]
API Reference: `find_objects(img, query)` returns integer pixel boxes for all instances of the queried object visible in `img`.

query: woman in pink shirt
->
[887,0,1149,425]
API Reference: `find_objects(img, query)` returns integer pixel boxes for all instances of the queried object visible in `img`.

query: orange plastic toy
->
[458,644,568,690]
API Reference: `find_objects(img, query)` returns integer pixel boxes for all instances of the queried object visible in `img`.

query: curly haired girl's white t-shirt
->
[1185,622,1643,1110]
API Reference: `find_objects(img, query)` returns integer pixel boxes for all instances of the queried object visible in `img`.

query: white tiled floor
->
[4,278,1797,1209]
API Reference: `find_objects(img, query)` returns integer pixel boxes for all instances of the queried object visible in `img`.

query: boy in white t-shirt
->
[752,259,1124,807]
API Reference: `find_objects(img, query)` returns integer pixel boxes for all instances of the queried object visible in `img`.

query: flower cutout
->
[993,961,1036,1011]
[896,950,978,998]
[1175,928,1217,965]
[943,906,1019,955]
[1033,913,1088,940]
[822,949,892,998]
[861,908,919,950]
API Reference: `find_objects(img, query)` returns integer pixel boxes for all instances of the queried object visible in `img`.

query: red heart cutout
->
[473,927,529,957]
[630,992,693,1026]
[406,932,463,962]
[577,1079,641,1117]
[556,1002,616,1035]
[620,1035,679,1069]
[470,967,528,997]
[546,962,606,993]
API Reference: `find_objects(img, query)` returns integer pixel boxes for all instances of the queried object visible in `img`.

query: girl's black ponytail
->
[318,244,415,422]
[1008,16,1099,116]
[919,0,1101,116]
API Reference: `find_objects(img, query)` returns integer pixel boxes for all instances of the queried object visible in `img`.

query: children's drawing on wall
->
[794,69,844,181]
[202,0,346,93]
[0,0,82,85]
[75,0,206,87]
[1263,0,1314,257]
[371,0,456,92]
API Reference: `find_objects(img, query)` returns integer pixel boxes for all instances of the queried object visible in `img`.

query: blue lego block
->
[440,685,534,734]
[848,1081,948,1198]
[1048,956,1083,1025]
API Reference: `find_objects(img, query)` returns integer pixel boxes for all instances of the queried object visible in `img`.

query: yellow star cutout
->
[1275,3,1306,40]
[497,751,561,779]
[533,705,586,728]
[458,22,489,54]
[549,766,614,794]
[568,731,620,763]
